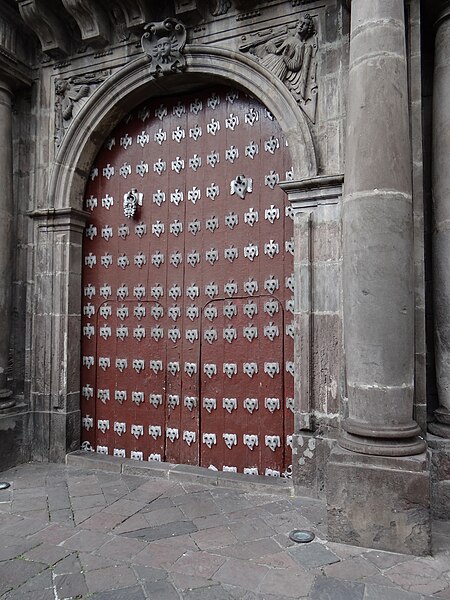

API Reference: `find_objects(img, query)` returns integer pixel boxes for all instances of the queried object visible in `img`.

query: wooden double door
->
[80,85,294,476]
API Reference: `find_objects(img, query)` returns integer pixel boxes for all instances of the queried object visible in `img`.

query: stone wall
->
[0,0,445,556]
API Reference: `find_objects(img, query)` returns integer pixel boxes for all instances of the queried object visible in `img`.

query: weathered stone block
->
[431,480,450,520]
[327,447,431,555]
[293,434,335,499]
[429,436,450,481]
[312,313,341,417]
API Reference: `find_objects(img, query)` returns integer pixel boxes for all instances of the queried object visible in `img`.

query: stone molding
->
[28,207,90,232]
[48,44,318,212]
[280,174,344,210]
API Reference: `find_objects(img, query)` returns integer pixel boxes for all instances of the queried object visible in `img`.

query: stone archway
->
[31,46,317,463]
[50,46,317,211]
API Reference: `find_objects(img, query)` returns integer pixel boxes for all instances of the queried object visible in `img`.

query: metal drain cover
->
[289,529,315,543]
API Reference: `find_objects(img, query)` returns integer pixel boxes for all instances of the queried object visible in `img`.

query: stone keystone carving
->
[141,19,187,77]
[239,14,318,123]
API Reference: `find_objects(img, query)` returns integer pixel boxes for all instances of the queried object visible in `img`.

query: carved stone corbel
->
[16,0,71,58]
[141,19,187,77]
[114,0,152,31]
[61,0,110,47]
[174,0,204,22]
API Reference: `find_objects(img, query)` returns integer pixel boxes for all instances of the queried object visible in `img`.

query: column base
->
[428,408,450,438]
[340,430,426,456]
[0,389,15,410]
[326,447,431,555]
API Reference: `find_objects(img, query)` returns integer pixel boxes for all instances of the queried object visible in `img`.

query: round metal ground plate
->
[289,529,315,543]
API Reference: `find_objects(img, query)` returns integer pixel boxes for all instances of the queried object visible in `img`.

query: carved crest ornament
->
[141,18,187,76]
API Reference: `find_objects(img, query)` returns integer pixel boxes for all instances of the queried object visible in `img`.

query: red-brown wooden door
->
[81,86,295,476]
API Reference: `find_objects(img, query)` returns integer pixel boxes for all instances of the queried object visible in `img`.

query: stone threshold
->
[66,450,294,496]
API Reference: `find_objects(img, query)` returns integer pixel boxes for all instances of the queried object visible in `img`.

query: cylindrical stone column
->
[0,80,15,409]
[341,0,425,456]
[430,3,450,438]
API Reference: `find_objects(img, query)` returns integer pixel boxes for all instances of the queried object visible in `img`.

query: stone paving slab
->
[0,460,449,599]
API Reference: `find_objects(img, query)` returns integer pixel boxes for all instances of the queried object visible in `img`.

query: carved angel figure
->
[55,78,90,122]
[240,14,318,122]
[260,14,315,102]
[141,19,187,77]
[55,73,105,148]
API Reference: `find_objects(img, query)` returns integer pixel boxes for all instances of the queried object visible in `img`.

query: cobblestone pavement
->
[0,462,449,599]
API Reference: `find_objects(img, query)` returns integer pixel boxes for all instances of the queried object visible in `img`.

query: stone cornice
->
[0,3,32,87]
[28,207,90,231]
[279,174,344,206]
[0,55,32,89]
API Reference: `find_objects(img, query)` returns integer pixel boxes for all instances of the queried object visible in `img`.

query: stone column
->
[327,0,430,555]
[430,3,450,438]
[340,0,424,457]
[0,80,15,410]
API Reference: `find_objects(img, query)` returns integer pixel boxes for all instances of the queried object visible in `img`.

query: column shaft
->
[430,5,450,436]
[341,0,424,455]
[0,80,14,407]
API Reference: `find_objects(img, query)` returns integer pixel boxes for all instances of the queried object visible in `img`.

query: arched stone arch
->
[50,45,318,210]
[35,44,318,464]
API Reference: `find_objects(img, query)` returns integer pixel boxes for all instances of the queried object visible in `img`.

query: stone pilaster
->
[29,208,88,461]
[0,80,15,409]
[430,2,450,438]
[281,175,343,497]
[327,0,430,555]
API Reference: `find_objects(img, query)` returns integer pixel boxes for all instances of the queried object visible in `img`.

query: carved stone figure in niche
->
[210,0,232,16]
[55,73,106,148]
[239,14,318,123]
[141,19,187,77]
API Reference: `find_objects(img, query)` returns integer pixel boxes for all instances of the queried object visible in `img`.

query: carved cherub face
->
[153,36,176,63]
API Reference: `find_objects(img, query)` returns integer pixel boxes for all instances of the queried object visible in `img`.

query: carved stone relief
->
[141,18,187,77]
[55,72,108,149]
[239,13,318,123]
[210,0,232,16]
